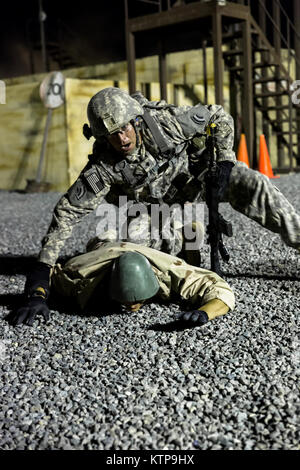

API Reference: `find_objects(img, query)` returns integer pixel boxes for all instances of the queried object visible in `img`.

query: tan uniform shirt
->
[51,242,235,315]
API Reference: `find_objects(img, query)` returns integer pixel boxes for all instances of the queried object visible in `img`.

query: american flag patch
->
[83,168,105,194]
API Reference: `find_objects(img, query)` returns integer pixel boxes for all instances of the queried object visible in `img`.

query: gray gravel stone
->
[0,174,299,450]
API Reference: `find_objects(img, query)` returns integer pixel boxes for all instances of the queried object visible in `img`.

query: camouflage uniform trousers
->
[224,162,300,251]
[93,162,300,255]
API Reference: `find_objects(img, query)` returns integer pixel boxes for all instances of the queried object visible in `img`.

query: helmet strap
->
[83,123,93,140]
[132,118,141,147]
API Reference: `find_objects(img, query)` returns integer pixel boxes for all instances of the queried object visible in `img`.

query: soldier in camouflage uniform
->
[13,87,300,326]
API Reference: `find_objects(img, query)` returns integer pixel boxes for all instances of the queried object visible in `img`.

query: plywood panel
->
[0,81,68,191]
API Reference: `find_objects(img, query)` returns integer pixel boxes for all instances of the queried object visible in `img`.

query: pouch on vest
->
[131,91,175,158]
[175,104,211,138]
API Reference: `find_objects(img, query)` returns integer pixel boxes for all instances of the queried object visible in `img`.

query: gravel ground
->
[0,174,299,451]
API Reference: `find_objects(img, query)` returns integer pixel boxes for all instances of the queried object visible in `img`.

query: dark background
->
[0,0,126,78]
[0,0,295,79]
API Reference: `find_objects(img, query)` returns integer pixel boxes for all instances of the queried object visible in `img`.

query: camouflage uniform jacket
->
[39,98,236,266]
[51,241,235,315]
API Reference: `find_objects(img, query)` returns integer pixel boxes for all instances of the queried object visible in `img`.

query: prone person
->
[11,241,235,327]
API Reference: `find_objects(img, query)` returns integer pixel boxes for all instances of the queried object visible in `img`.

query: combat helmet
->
[109,251,159,304]
[85,87,144,140]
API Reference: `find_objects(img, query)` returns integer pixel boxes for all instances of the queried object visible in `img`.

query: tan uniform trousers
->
[50,241,235,319]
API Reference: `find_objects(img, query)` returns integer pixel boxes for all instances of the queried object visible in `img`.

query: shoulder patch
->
[83,168,105,194]
[176,104,210,138]
[75,180,86,200]
[191,114,206,125]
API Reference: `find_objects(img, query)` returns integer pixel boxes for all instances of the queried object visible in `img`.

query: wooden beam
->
[126,31,136,93]
[273,0,284,168]
[212,8,223,106]
[159,40,167,101]
[202,40,208,104]
[258,0,269,146]
[293,0,300,160]
[124,0,136,93]
[127,1,249,33]
[241,19,254,166]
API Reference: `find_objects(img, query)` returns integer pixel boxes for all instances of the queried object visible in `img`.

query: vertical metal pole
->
[228,32,238,149]
[229,69,238,150]
[124,0,136,93]
[159,39,167,101]
[36,108,52,183]
[294,0,300,164]
[212,8,224,106]
[258,0,269,146]
[38,0,48,72]
[241,18,254,166]
[173,84,179,106]
[273,0,284,169]
[287,22,294,172]
[202,40,208,104]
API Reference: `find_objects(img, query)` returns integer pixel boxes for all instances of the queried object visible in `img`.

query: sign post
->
[26,71,65,192]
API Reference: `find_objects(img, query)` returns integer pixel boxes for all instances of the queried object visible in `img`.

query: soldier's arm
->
[11,165,112,327]
[196,298,229,320]
[38,164,112,267]
[173,265,235,325]
[170,102,236,164]
[177,298,230,326]
[206,104,236,164]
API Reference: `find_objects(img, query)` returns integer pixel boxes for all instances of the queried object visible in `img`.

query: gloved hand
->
[177,309,209,326]
[24,261,51,297]
[12,261,51,327]
[12,295,50,326]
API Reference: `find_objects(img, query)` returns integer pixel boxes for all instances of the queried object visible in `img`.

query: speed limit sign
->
[39,71,65,109]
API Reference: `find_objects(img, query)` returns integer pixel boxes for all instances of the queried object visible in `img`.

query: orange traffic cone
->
[258,134,280,178]
[237,133,250,167]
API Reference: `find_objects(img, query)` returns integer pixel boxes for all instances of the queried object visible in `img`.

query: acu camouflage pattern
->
[87,87,144,139]
[38,89,300,266]
[227,162,300,250]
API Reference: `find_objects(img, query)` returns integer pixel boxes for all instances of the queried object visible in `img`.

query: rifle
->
[205,123,233,276]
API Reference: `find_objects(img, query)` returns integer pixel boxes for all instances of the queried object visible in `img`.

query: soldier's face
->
[107,123,137,155]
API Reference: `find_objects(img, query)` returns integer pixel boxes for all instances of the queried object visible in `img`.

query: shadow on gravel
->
[2,295,123,326]
[0,294,26,325]
[0,256,37,275]
[223,272,300,281]
[0,293,24,310]
[0,255,71,275]
[48,295,123,319]
[146,320,206,333]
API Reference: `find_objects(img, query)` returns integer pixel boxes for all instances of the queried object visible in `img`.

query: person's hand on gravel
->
[12,296,50,326]
[11,261,51,326]
[177,310,209,326]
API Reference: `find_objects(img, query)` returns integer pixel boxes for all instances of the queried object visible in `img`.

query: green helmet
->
[87,87,144,140]
[109,252,159,304]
